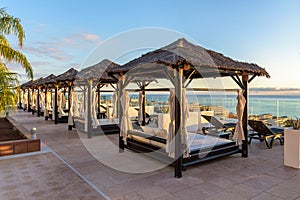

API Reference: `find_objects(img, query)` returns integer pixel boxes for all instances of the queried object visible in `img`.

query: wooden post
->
[242,74,248,157]
[18,87,22,109]
[37,87,40,117]
[87,80,93,138]
[142,84,146,126]
[54,85,58,124]
[31,88,35,115]
[22,89,26,110]
[68,84,72,130]
[27,89,31,112]
[174,67,183,178]
[68,84,72,111]
[118,79,124,151]
[45,87,48,120]
[97,87,101,119]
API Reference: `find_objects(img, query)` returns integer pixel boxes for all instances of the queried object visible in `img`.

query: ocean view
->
[102,93,300,118]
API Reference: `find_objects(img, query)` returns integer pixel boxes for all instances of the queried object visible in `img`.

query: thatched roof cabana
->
[110,38,269,79]
[109,38,270,178]
[76,59,119,85]
[55,68,78,87]
[20,80,34,89]
[38,74,57,88]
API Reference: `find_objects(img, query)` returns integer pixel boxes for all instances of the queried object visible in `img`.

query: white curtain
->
[197,111,202,133]
[52,93,55,120]
[68,89,74,126]
[106,99,111,119]
[233,90,246,145]
[58,91,66,117]
[32,92,36,107]
[45,92,51,117]
[182,88,190,158]
[120,90,132,144]
[40,92,45,112]
[35,92,38,110]
[92,89,100,128]
[73,92,79,117]
[166,89,175,158]
[23,92,27,109]
[112,92,117,118]
[137,91,143,125]
[61,92,66,109]
[78,92,85,117]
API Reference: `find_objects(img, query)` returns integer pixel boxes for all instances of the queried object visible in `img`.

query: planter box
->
[284,129,300,169]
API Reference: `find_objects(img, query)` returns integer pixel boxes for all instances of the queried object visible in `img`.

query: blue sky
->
[2,0,300,89]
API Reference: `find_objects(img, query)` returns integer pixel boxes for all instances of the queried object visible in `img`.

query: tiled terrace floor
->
[1,110,300,200]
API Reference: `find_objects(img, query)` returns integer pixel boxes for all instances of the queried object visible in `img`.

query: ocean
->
[101,93,300,118]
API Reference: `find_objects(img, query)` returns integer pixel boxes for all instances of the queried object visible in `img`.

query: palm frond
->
[0,44,33,79]
[0,8,25,47]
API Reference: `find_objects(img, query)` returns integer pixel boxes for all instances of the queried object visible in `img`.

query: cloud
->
[22,32,101,63]
[250,87,300,92]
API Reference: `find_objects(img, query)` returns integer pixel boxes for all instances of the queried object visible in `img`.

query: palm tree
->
[0,8,33,115]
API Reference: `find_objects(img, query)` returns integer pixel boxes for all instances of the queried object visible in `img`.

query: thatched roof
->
[55,68,78,83]
[76,59,119,84]
[38,74,57,86]
[20,80,34,89]
[31,77,44,88]
[110,38,270,79]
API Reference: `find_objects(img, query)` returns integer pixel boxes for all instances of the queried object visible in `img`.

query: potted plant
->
[284,117,300,169]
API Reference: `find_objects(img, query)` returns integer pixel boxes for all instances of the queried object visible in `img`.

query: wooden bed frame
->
[126,130,240,170]
[74,117,119,136]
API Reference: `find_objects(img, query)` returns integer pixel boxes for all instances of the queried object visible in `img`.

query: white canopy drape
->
[137,91,143,125]
[73,92,79,117]
[166,89,175,158]
[52,93,55,120]
[78,92,85,117]
[120,90,132,144]
[197,111,202,133]
[92,89,100,128]
[68,89,74,126]
[106,99,111,119]
[233,90,246,145]
[58,91,66,117]
[182,88,190,158]
[40,92,45,112]
[112,92,117,118]
[45,92,51,117]
[22,92,27,108]
[32,92,36,107]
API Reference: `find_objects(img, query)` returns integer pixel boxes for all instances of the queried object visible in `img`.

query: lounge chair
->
[201,115,236,134]
[248,120,284,148]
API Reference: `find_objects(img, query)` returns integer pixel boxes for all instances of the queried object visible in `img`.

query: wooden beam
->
[87,79,93,138]
[45,87,48,120]
[97,88,100,118]
[124,88,239,92]
[231,75,244,90]
[27,89,31,112]
[118,79,124,151]
[54,85,58,124]
[37,87,40,117]
[248,74,257,83]
[174,67,183,178]
[242,74,248,157]
[142,84,146,126]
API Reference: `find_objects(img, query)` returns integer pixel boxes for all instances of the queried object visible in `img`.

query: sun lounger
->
[248,120,284,148]
[201,115,236,134]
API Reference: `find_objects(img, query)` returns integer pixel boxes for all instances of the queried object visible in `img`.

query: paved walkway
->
[1,110,300,199]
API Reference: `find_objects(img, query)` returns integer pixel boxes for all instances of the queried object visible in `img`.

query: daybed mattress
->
[127,130,237,153]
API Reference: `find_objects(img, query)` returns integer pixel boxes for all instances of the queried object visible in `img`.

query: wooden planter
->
[284,129,300,169]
